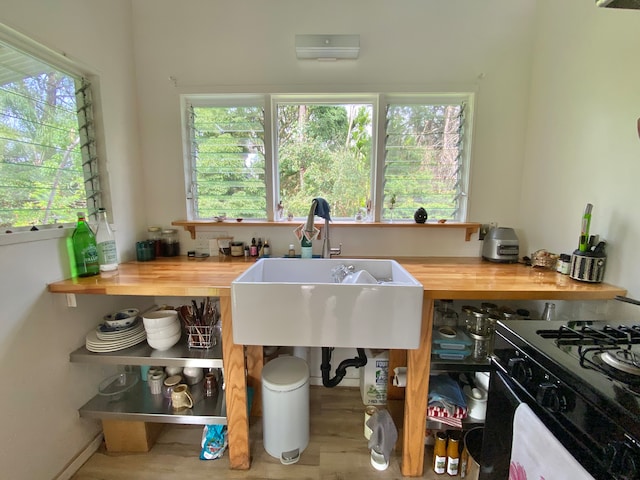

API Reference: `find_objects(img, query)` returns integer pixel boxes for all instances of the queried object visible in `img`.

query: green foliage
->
[0,72,86,228]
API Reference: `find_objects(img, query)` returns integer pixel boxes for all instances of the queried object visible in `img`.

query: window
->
[0,32,100,230]
[183,93,472,222]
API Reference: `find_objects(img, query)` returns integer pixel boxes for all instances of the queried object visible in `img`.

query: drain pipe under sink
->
[321,347,367,387]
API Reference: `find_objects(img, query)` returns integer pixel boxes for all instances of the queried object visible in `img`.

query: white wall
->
[0,2,147,479]
[520,0,640,296]
[1,0,640,478]
[131,0,537,256]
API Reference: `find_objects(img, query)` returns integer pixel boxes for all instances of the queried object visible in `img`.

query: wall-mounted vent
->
[295,35,360,60]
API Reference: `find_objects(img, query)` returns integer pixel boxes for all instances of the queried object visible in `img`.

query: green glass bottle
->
[72,212,99,277]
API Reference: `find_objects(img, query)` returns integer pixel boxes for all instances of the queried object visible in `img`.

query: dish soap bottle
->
[301,233,313,258]
[95,207,118,271]
[72,212,99,277]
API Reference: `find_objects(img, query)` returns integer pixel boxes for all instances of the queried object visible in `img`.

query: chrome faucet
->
[305,198,342,258]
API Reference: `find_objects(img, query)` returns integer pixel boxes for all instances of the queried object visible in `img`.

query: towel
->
[313,197,331,221]
[509,403,594,480]
[366,409,398,465]
[428,374,467,415]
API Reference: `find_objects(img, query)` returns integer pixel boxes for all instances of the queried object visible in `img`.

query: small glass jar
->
[147,226,162,257]
[231,241,244,257]
[161,229,180,257]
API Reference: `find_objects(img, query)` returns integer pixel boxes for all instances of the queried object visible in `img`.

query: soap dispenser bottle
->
[301,233,312,258]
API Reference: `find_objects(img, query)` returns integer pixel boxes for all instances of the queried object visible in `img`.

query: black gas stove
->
[487,319,640,479]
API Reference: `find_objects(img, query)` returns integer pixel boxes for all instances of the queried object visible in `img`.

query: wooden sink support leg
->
[401,298,434,476]
[220,296,251,470]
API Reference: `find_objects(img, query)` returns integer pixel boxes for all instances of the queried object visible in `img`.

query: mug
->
[171,383,193,410]
[148,372,165,395]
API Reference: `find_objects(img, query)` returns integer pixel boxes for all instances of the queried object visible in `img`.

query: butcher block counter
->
[48,256,626,476]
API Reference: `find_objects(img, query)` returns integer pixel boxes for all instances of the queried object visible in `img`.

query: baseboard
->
[54,432,104,480]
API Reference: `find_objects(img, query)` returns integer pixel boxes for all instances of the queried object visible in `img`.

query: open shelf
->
[70,337,223,369]
[172,219,481,241]
[79,379,226,425]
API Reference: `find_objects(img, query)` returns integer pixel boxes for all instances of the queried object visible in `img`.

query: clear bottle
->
[288,244,296,257]
[433,431,447,475]
[263,239,270,256]
[542,302,556,321]
[446,433,460,476]
[95,208,118,271]
[72,212,99,277]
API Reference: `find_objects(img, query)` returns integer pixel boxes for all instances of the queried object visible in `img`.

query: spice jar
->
[161,229,180,257]
[433,431,447,475]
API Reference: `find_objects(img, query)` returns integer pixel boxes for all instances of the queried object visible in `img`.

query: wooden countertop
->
[47,256,626,300]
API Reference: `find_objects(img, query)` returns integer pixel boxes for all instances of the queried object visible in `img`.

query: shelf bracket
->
[465,226,479,242]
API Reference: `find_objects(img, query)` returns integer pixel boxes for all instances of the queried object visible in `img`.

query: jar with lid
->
[433,431,447,474]
[231,241,244,257]
[147,226,162,257]
[161,229,180,257]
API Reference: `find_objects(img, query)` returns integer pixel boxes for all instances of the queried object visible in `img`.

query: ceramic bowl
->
[147,331,181,351]
[142,309,178,329]
[104,308,139,328]
[144,320,181,338]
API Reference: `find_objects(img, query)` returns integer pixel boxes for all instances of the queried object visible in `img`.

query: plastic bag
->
[200,424,227,460]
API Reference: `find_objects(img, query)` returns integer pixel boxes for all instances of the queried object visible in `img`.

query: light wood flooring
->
[71,386,443,479]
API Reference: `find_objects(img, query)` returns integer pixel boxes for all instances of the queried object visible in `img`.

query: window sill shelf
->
[172,220,480,242]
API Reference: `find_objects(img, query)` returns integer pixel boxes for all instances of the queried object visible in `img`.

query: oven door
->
[479,368,523,480]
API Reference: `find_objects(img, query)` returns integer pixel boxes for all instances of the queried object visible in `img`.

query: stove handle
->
[507,357,533,385]
[535,382,567,413]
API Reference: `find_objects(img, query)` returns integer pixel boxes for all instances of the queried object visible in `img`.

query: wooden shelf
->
[172,219,481,241]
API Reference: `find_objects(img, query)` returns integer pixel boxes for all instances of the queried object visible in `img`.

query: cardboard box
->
[360,349,389,405]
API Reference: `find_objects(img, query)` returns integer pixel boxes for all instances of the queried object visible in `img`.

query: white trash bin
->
[262,355,310,465]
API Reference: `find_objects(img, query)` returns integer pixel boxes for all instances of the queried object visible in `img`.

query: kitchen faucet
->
[304,198,342,258]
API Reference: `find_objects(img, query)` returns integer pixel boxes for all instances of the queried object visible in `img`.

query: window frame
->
[182,92,474,223]
[0,23,106,234]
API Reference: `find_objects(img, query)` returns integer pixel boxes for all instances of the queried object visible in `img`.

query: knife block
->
[570,250,606,283]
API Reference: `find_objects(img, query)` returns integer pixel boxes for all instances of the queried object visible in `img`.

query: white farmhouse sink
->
[231,258,424,349]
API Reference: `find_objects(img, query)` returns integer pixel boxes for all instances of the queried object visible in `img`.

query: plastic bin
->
[262,356,310,464]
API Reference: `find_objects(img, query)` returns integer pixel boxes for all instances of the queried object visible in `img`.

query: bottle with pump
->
[95,208,118,271]
[263,239,270,256]
[250,238,258,257]
[72,212,99,277]
[257,238,263,256]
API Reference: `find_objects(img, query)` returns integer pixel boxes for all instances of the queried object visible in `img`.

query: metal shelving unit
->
[72,336,226,425]
[70,336,224,369]
[79,379,226,425]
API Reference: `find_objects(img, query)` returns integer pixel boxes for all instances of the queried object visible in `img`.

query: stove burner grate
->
[578,345,640,395]
[538,323,640,346]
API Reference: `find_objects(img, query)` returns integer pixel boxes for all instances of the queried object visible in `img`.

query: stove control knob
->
[507,357,532,384]
[536,383,567,413]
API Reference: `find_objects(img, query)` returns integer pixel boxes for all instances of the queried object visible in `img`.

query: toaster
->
[482,227,519,263]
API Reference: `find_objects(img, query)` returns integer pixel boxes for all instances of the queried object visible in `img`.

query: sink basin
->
[231,258,424,349]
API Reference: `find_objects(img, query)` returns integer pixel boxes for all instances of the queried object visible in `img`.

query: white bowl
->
[147,331,181,351]
[142,310,179,329]
[144,321,181,338]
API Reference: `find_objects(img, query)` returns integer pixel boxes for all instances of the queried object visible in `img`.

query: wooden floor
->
[72,386,442,479]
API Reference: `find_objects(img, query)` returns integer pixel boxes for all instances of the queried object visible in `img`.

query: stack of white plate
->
[142,310,182,351]
[86,318,147,353]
